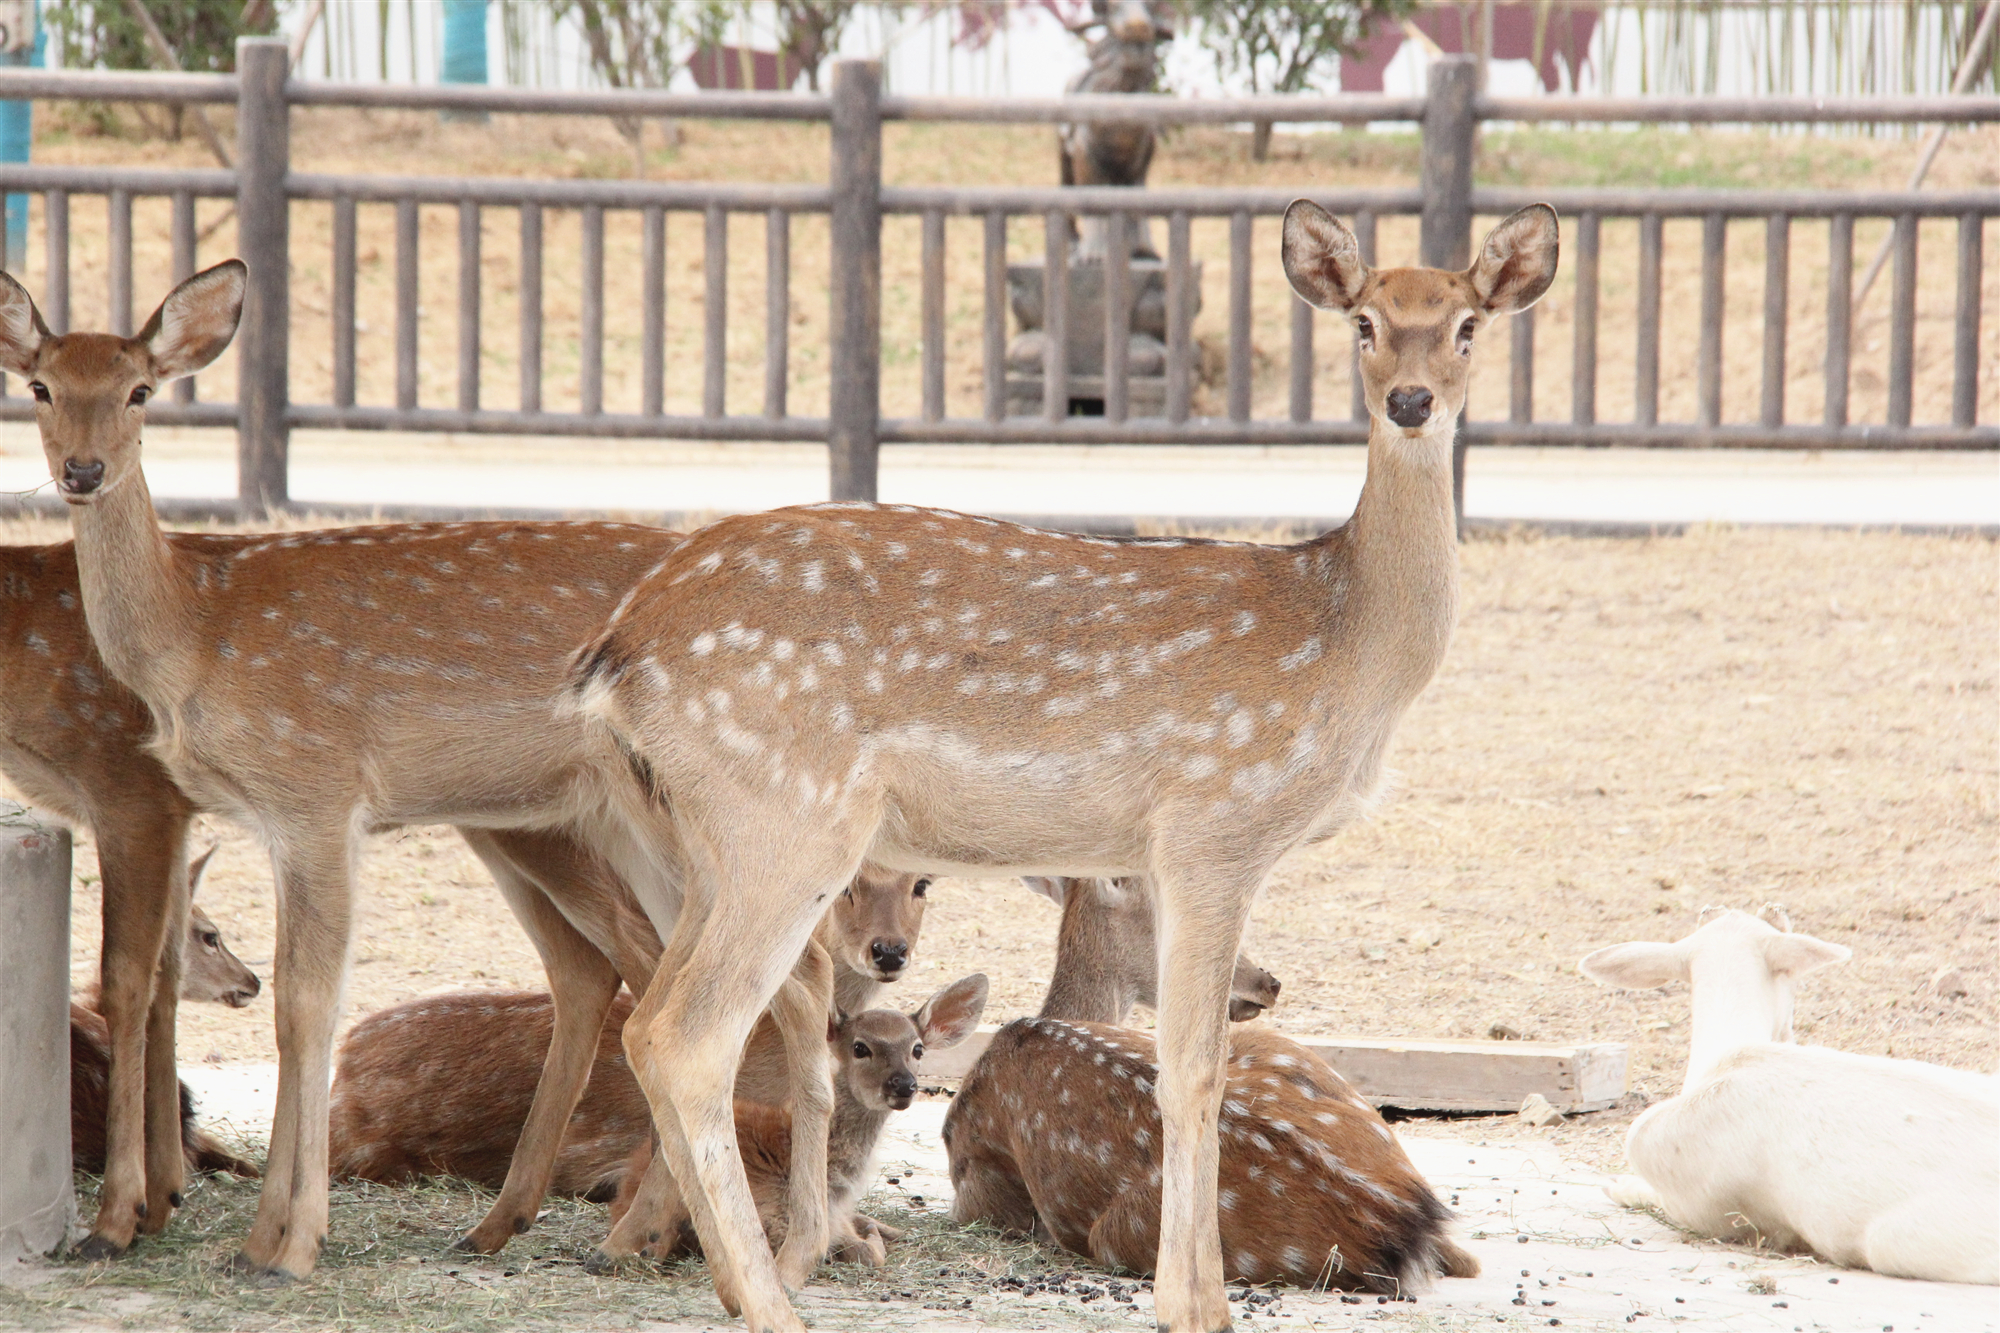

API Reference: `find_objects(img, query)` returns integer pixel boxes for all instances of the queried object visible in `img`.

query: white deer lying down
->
[1580,908,1999,1285]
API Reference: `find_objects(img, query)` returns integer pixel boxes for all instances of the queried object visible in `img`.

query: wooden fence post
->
[0,804,73,1264]
[1421,55,1477,538]
[828,59,882,502]
[236,38,291,516]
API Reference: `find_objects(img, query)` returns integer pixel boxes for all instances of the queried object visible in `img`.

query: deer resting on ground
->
[1581,907,1999,1285]
[562,199,1554,1331]
[946,875,1477,1291]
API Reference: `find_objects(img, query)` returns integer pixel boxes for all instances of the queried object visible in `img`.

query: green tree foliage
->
[47,0,278,74]
[1185,0,1416,159]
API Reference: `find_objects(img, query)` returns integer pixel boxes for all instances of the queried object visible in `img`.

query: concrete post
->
[827,59,882,502]
[0,803,73,1265]
[1420,55,1477,538]
[235,37,291,517]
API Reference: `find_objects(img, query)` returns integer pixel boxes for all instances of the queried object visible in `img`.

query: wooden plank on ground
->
[921,1026,1628,1115]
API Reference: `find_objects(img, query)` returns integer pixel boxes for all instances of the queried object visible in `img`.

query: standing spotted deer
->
[564,201,1558,1331]
[0,262,869,1287]
[946,875,1476,1291]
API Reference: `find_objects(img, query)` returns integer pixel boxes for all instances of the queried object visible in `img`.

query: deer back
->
[945,1020,1453,1293]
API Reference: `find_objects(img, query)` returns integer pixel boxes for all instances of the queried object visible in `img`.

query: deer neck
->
[825,1084,891,1206]
[1328,418,1462,688]
[1039,887,1144,1025]
[1682,959,1791,1090]
[66,461,197,707]
[832,964,883,1020]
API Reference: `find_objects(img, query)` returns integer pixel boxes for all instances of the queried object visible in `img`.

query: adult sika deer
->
[0,261,739,1283]
[568,200,1558,1331]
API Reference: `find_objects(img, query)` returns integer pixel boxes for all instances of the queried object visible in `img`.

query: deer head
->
[1283,201,1558,435]
[182,843,260,1009]
[833,973,989,1113]
[821,867,933,986]
[0,260,243,505]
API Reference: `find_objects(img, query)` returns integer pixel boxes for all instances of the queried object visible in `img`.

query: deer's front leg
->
[766,941,834,1291]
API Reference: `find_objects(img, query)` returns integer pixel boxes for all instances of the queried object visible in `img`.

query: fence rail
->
[0,46,1992,520]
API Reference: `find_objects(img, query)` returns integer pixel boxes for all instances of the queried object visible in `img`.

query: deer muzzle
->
[59,457,105,498]
[869,938,909,977]
[1385,386,1434,430]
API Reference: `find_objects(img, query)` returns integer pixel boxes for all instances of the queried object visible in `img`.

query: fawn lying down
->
[610,975,989,1267]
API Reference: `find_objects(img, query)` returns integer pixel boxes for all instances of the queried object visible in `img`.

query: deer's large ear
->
[140,260,246,382]
[187,843,219,899]
[1282,200,1368,312]
[1469,204,1560,315]
[1578,940,1688,991]
[1020,876,1069,908]
[913,973,989,1050]
[1761,931,1850,979]
[0,270,50,378]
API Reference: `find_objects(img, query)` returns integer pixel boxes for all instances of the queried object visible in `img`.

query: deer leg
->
[78,810,190,1257]
[764,940,834,1290]
[1149,860,1260,1333]
[1085,1184,1162,1276]
[234,829,354,1281]
[453,827,624,1255]
[593,1136,695,1267]
[628,841,859,1333]
[138,829,194,1233]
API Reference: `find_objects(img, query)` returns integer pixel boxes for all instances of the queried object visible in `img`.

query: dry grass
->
[17,107,1998,432]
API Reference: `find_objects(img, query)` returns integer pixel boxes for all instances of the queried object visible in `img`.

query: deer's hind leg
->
[452,827,625,1255]
[80,803,193,1257]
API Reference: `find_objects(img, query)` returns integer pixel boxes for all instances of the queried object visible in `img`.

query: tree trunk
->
[1252,120,1274,162]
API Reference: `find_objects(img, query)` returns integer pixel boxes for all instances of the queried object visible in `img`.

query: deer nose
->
[1385,386,1433,428]
[885,1072,917,1105]
[61,458,105,493]
[870,939,909,974]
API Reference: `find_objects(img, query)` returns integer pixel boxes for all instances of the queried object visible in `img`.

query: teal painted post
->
[0,2,43,272]
[440,0,488,123]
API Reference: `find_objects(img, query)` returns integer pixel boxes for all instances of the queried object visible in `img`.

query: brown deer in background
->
[328,867,932,1222]
[611,974,989,1268]
[1060,0,1172,259]
[72,844,261,1181]
[945,873,1478,1291]
[563,200,1556,1331]
[0,261,868,1286]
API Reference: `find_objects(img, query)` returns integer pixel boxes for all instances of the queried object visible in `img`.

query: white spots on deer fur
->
[1183,754,1220,782]
[864,669,885,694]
[216,639,238,660]
[1225,710,1256,748]
[1315,1110,1338,1125]
[689,632,717,656]
[1281,1245,1309,1274]
[787,526,815,547]
[1279,637,1324,671]
[23,631,50,656]
[1232,609,1258,637]
[1027,573,1058,590]
[885,541,909,559]
[799,560,826,593]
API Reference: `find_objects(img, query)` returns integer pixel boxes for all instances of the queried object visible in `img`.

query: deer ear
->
[913,973,989,1050]
[826,1013,844,1044]
[1469,204,1560,315]
[1578,940,1688,991]
[1020,876,1069,908]
[139,259,246,382]
[187,843,219,899]
[1282,200,1367,312]
[0,270,50,378]
[1761,932,1849,978]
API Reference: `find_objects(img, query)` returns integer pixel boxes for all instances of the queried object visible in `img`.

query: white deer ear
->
[186,843,219,899]
[1020,876,1069,908]
[1282,200,1368,311]
[914,973,989,1049]
[1761,932,1850,978]
[0,270,50,378]
[1469,204,1560,314]
[1578,940,1688,991]
[140,259,246,382]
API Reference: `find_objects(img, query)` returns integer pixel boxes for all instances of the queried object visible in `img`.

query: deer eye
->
[851,1041,870,1059]
[128,385,151,406]
[911,1043,925,1061]
[29,381,49,403]
[1353,314,1374,347]
[912,878,931,898]
[201,932,220,948]
[1457,317,1477,352]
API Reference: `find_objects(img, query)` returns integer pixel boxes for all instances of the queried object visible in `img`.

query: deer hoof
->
[449,1230,503,1256]
[582,1247,624,1277]
[225,1251,298,1286]
[73,1234,129,1262]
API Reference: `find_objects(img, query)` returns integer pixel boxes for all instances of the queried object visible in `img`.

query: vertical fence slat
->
[518,203,542,414]
[1043,208,1068,422]
[703,204,726,419]
[1289,290,1313,424]
[1509,304,1534,423]
[107,189,132,337]
[1887,211,1916,428]
[331,196,356,409]
[1635,212,1661,426]
[236,39,291,513]
[764,207,787,420]
[1166,209,1191,424]
[1760,212,1789,428]
[43,190,68,335]
[581,203,605,416]
[1824,213,1852,428]
[828,58,883,501]
[170,191,196,404]
[921,208,945,422]
[643,205,666,417]
[1350,210,1377,424]
[1227,209,1251,423]
[983,210,1005,423]
[457,201,480,414]
[1106,211,1131,423]
[1697,211,1726,429]
[1954,211,1982,428]
[395,197,419,411]
[1571,211,1599,426]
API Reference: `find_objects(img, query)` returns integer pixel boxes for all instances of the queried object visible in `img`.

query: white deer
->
[565,200,1558,1331]
[1580,908,1999,1285]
